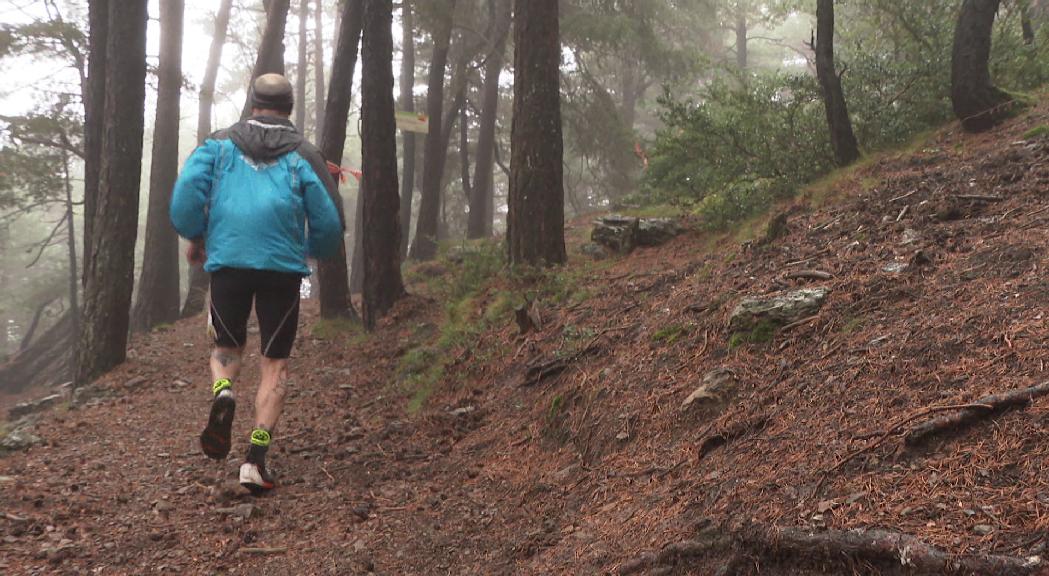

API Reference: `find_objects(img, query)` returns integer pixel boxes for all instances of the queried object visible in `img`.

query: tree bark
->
[240,0,291,119]
[361,0,406,328]
[317,0,364,317]
[62,148,78,342]
[468,0,510,239]
[182,0,233,319]
[132,0,184,332]
[76,0,148,385]
[459,104,473,219]
[951,0,1011,132]
[313,0,326,135]
[814,0,860,167]
[1022,1,1036,44]
[82,0,107,286]
[399,0,417,258]
[349,191,365,294]
[508,0,566,266]
[295,0,308,133]
[409,0,456,261]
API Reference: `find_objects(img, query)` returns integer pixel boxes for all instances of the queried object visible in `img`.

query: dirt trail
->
[4,103,1049,575]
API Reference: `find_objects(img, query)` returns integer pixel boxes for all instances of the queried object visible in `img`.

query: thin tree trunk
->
[361,0,406,328]
[409,0,455,261]
[182,0,233,319]
[76,0,148,385]
[507,0,566,266]
[459,104,473,220]
[82,0,107,286]
[19,297,57,352]
[317,0,364,317]
[62,148,78,342]
[814,0,860,167]
[467,0,510,239]
[1022,1,1036,44]
[241,0,291,119]
[132,0,184,332]
[295,0,308,133]
[313,0,326,135]
[399,0,417,258]
[349,189,364,294]
[735,5,748,70]
[951,0,1011,132]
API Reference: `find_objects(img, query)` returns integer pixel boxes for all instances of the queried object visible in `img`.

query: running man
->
[170,74,343,493]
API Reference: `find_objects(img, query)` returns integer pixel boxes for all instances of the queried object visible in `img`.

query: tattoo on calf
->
[213,351,240,367]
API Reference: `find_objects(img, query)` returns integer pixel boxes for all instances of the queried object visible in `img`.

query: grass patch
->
[621,204,684,219]
[652,324,689,345]
[728,319,777,349]
[842,316,865,335]
[1023,124,1049,140]
[311,317,367,344]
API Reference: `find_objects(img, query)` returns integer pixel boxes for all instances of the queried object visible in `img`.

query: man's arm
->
[170,139,220,240]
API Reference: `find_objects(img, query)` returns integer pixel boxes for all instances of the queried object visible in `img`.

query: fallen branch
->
[736,525,1043,575]
[783,269,834,281]
[955,194,1006,203]
[827,403,993,474]
[619,537,727,575]
[780,315,820,332]
[905,381,1049,445]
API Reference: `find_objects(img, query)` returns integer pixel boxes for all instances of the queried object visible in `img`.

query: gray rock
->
[636,218,683,246]
[973,524,994,536]
[592,215,684,254]
[8,394,63,420]
[579,242,608,260]
[0,420,42,452]
[681,368,737,409]
[729,288,831,332]
[592,215,639,254]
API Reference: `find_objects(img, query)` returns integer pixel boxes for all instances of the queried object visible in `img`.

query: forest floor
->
[4,101,1049,575]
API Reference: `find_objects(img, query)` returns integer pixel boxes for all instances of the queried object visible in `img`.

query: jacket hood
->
[229,115,302,162]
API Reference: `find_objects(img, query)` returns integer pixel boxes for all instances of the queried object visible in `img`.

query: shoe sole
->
[200,395,235,460]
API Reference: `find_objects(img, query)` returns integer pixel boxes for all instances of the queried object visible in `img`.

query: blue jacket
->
[170,116,344,276]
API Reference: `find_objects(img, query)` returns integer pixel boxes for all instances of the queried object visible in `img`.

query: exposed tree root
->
[905,381,1049,446]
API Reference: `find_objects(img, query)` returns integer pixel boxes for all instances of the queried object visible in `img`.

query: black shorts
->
[209,268,302,359]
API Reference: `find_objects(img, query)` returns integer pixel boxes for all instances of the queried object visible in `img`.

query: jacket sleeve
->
[300,158,345,259]
[170,139,219,240]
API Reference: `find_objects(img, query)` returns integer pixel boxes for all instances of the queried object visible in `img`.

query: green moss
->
[728,319,777,349]
[652,324,688,345]
[842,317,864,334]
[621,204,683,219]
[1023,124,1049,140]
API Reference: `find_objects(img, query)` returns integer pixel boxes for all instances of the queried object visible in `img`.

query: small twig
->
[896,205,910,222]
[321,465,335,482]
[889,190,918,203]
[781,315,820,332]
[238,547,288,555]
[1023,205,1049,218]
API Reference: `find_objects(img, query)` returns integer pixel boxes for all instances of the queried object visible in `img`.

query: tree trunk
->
[240,0,291,119]
[349,191,364,293]
[182,0,233,319]
[132,0,184,332]
[814,0,860,167]
[399,0,417,258]
[76,0,148,385]
[313,0,326,135]
[951,0,1011,132]
[1022,1,1036,44]
[735,6,748,70]
[317,0,364,317]
[361,0,406,328]
[507,0,566,266]
[409,0,455,261]
[82,0,108,286]
[1,312,73,394]
[295,0,308,133]
[467,0,510,239]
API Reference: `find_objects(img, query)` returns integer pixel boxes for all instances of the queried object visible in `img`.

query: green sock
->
[248,428,271,465]
[212,378,232,396]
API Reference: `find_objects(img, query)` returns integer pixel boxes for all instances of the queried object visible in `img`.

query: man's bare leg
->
[255,357,289,430]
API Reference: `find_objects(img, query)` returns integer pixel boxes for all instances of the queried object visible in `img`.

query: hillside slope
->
[2,102,1049,575]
